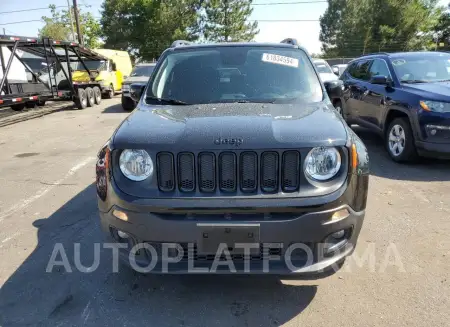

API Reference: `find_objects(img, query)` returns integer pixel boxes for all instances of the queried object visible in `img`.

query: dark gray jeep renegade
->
[96,39,369,275]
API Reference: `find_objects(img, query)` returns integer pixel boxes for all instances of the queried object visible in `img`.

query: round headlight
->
[119,149,154,181]
[304,147,341,181]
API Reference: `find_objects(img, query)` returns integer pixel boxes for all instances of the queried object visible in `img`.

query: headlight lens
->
[420,100,450,113]
[122,84,130,91]
[119,149,153,181]
[304,147,341,181]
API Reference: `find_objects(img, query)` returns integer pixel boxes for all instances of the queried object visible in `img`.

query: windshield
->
[147,46,323,105]
[314,62,333,74]
[391,54,450,83]
[130,65,155,77]
[73,60,106,71]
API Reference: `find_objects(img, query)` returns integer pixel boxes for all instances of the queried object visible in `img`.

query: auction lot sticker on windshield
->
[262,53,299,68]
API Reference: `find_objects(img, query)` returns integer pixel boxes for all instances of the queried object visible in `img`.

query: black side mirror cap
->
[370,75,391,86]
[324,80,344,99]
[130,83,146,102]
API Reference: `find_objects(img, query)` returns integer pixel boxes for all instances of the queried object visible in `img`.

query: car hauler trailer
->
[0,35,108,110]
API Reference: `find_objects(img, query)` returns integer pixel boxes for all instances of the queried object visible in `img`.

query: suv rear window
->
[148,46,323,105]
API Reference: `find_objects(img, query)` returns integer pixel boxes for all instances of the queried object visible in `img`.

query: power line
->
[0,1,326,15]
[0,19,43,26]
[0,4,88,15]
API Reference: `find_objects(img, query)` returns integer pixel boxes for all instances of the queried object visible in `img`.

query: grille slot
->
[261,152,279,192]
[157,150,300,194]
[198,152,216,192]
[219,152,237,192]
[157,152,175,191]
[282,151,300,192]
[240,152,257,192]
[178,153,195,192]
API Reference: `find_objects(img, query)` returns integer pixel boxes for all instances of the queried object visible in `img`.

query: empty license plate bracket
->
[197,223,260,255]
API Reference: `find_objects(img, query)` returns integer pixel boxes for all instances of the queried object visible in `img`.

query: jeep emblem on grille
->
[214,137,243,146]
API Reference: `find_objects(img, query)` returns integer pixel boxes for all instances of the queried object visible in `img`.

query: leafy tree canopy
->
[319,0,445,58]
[39,4,102,49]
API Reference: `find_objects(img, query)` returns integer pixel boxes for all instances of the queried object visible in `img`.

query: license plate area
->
[197,223,260,255]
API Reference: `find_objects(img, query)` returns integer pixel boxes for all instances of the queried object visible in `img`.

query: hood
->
[123,76,149,84]
[403,81,450,100]
[112,102,348,150]
[319,73,338,82]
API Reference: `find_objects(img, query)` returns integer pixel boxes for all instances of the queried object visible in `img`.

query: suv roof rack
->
[360,52,390,57]
[171,40,193,48]
[280,38,299,46]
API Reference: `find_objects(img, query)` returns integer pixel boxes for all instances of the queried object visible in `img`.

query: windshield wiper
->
[401,80,429,84]
[435,79,450,82]
[145,96,190,105]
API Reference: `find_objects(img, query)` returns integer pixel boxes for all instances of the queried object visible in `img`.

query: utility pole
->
[67,0,76,42]
[73,0,83,45]
[3,28,5,36]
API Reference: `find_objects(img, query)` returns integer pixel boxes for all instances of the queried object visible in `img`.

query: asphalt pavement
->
[0,98,449,327]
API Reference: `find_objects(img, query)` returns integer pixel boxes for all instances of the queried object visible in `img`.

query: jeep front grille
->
[156,151,301,194]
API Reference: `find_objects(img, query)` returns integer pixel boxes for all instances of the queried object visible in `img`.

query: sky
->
[0,0,449,54]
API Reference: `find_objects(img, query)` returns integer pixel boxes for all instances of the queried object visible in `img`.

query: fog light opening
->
[331,230,345,239]
[323,228,352,255]
[110,227,130,244]
[117,230,129,239]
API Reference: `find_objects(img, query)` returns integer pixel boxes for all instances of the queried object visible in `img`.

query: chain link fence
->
[324,58,355,66]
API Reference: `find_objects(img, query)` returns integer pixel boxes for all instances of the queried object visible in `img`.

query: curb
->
[0,102,75,128]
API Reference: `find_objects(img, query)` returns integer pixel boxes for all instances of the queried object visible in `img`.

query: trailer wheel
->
[93,86,102,105]
[75,88,88,109]
[37,100,46,106]
[105,84,114,99]
[86,87,95,107]
[11,103,26,111]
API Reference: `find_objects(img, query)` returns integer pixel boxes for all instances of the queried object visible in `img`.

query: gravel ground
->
[0,98,449,327]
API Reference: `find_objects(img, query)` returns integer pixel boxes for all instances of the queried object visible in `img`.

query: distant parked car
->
[332,64,348,77]
[121,63,156,111]
[313,59,338,82]
[340,51,450,162]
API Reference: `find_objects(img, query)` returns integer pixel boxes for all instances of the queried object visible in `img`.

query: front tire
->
[105,84,114,99]
[121,96,135,111]
[386,117,418,162]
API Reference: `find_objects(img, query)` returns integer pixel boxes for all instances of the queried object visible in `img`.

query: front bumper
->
[99,203,364,274]
[416,141,450,159]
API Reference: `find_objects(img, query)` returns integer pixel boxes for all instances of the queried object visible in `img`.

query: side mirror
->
[111,62,117,71]
[130,83,145,102]
[370,75,390,85]
[324,80,344,99]
[332,67,339,76]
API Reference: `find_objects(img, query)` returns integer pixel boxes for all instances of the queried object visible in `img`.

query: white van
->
[0,47,28,85]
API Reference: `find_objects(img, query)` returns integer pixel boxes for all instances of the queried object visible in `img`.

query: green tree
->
[101,0,202,61]
[202,0,259,42]
[39,4,102,48]
[319,0,441,58]
[433,11,450,49]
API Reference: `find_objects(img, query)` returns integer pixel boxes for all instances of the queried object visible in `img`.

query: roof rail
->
[280,38,299,46]
[171,40,193,48]
[359,52,390,57]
